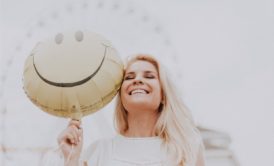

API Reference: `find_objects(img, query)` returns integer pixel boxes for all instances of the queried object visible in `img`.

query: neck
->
[125,110,159,137]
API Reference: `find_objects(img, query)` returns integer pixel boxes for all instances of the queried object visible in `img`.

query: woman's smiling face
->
[121,60,162,113]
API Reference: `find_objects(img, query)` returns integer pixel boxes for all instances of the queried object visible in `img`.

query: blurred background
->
[0,0,273,165]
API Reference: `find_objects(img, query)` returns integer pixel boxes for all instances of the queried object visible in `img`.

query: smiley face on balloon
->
[23,31,124,119]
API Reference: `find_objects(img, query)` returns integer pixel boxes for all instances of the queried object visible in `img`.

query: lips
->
[129,89,149,95]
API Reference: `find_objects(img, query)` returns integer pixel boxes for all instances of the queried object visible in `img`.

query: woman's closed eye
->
[124,75,155,80]
[124,75,134,80]
[145,74,155,79]
[124,71,157,80]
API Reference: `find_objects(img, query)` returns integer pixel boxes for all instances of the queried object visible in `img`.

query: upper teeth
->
[131,89,147,95]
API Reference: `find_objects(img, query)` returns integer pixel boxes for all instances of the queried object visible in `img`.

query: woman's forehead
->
[125,60,158,73]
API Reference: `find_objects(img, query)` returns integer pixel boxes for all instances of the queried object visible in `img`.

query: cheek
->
[157,88,163,104]
[154,82,162,97]
[120,83,131,111]
[120,82,129,100]
[150,83,162,104]
[154,87,162,102]
[120,82,127,95]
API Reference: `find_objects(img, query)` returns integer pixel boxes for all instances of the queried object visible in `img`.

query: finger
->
[65,133,74,144]
[69,127,79,144]
[77,127,83,137]
[73,126,83,143]
[71,124,83,143]
[66,127,78,144]
[69,119,81,128]
[71,127,80,144]
[77,128,83,142]
[68,119,82,129]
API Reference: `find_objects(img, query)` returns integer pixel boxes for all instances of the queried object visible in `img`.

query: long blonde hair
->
[114,54,201,165]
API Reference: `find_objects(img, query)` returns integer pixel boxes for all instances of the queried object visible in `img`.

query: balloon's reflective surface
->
[23,31,124,119]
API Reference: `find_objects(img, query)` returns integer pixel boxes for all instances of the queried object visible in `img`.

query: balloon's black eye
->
[75,31,84,42]
[55,33,63,44]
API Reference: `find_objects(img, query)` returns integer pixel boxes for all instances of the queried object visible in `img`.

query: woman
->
[58,54,205,166]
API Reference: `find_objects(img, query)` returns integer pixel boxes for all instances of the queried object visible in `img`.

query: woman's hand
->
[58,119,83,163]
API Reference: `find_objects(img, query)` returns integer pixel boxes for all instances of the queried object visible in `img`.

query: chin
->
[125,100,158,112]
[130,100,150,106]
[125,95,147,103]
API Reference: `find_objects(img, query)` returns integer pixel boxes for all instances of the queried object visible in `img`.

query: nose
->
[133,75,144,85]
[133,80,143,85]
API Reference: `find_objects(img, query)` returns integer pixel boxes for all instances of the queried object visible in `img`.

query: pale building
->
[199,127,240,166]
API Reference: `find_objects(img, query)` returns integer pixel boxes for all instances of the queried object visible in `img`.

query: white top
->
[81,135,197,166]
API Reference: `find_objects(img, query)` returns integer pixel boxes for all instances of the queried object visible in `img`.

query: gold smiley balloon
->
[23,31,124,120]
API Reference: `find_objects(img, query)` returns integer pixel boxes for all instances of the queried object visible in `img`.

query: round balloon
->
[23,31,124,120]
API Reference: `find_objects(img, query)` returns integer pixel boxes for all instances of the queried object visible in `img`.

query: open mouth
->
[129,89,149,95]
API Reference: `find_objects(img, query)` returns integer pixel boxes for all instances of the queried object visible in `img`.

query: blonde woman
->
[58,54,205,166]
